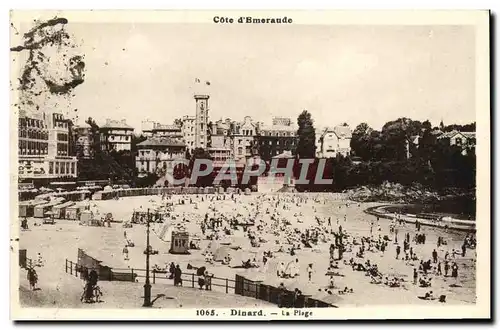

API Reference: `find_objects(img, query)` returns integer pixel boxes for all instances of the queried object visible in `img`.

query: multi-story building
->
[437,130,476,155]
[231,116,258,162]
[18,111,78,181]
[256,117,297,161]
[141,119,156,137]
[208,119,232,162]
[142,120,183,141]
[181,115,196,152]
[135,137,187,174]
[317,124,352,158]
[194,95,210,149]
[150,124,183,140]
[99,119,134,152]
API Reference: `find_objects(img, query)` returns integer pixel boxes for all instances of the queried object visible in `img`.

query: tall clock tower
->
[194,94,209,149]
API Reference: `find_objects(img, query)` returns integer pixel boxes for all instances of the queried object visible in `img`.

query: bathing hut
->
[19,199,47,218]
[33,198,64,218]
[66,203,87,220]
[169,230,190,255]
[51,201,75,219]
[79,210,93,225]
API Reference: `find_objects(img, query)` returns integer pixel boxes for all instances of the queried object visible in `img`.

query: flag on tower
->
[195,78,201,83]
[205,81,211,86]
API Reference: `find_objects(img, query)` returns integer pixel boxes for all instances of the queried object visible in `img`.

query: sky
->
[12,21,476,132]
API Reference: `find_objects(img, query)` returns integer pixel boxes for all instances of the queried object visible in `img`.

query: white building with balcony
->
[99,119,134,152]
[135,137,187,174]
[317,124,353,158]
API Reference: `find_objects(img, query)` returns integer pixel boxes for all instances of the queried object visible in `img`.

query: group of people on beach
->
[84,191,475,306]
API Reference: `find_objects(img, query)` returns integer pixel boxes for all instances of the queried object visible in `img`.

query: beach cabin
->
[33,198,64,218]
[79,210,93,225]
[51,201,75,219]
[66,203,88,220]
[19,199,48,218]
[169,230,190,254]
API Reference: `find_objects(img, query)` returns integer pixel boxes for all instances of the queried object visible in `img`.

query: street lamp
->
[143,208,152,307]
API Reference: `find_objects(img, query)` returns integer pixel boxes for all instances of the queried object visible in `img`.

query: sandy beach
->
[18,193,476,307]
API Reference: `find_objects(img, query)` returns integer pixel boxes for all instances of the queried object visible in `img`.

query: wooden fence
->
[65,259,236,293]
[234,274,336,308]
[64,260,334,307]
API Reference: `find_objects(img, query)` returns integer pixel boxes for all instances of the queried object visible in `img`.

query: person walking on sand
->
[174,264,182,286]
[123,245,129,261]
[307,263,313,282]
[451,262,459,281]
[27,267,38,290]
[432,249,438,263]
[396,245,401,259]
[444,261,450,277]
[413,268,418,285]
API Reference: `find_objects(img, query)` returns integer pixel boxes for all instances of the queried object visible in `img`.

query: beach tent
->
[155,223,174,242]
[214,246,232,262]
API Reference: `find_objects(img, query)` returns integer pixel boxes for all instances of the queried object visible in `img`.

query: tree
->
[85,117,101,155]
[173,118,183,128]
[296,110,316,159]
[131,134,147,153]
[189,148,213,186]
[350,123,373,161]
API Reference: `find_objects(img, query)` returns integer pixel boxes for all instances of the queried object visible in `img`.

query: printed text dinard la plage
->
[213,16,293,24]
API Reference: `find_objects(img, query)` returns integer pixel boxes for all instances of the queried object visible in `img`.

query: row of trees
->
[294,110,476,193]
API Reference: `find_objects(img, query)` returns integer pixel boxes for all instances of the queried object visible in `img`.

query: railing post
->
[191,274,195,288]
[131,268,134,282]
[226,278,228,293]
[153,270,156,284]
[70,260,73,275]
[65,259,67,273]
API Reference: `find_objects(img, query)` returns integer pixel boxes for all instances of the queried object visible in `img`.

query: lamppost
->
[143,208,152,307]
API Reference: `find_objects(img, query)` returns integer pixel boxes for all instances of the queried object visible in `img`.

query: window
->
[49,162,53,174]
[455,137,463,146]
[71,162,75,174]
[55,162,59,174]
[238,147,243,155]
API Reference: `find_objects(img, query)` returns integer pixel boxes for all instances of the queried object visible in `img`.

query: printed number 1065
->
[196,310,216,316]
